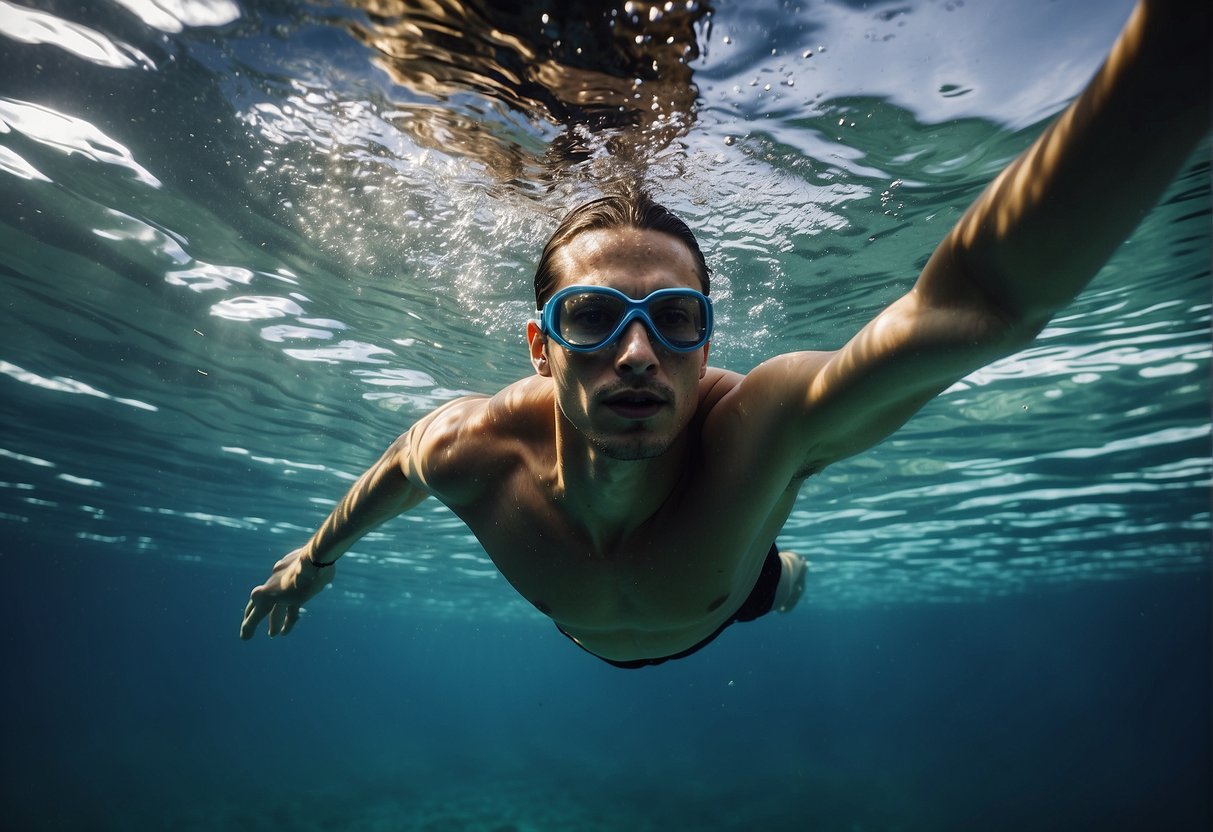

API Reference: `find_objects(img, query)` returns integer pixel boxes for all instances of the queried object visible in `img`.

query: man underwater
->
[241,0,1209,667]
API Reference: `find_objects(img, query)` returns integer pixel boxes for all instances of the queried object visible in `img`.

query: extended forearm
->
[302,435,428,566]
[944,0,1210,327]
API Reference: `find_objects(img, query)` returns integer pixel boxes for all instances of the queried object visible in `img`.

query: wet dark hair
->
[533,190,710,310]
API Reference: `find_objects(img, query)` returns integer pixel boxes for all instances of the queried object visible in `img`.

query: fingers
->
[240,585,296,640]
[239,552,318,640]
[239,594,269,640]
[268,603,288,636]
[281,605,301,636]
[266,600,305,638]
[241,598,303,639]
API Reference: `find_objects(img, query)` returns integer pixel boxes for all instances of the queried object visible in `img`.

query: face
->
[527,226,710,461]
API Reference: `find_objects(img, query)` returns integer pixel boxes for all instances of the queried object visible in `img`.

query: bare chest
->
[449,469,798,633]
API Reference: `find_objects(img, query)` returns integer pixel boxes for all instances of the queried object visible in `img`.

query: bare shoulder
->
[701,353,833,420]
[697,354,836,475]
[406,377,553,505]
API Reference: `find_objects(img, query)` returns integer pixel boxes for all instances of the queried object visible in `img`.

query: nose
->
[614,320,658,376]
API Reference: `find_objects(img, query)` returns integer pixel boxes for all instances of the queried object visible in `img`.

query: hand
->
[239,548,334,640]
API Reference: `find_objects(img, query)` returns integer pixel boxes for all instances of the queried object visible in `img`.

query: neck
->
[551,410,688,553]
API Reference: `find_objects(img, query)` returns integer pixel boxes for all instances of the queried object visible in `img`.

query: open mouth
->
[602,390,666,420]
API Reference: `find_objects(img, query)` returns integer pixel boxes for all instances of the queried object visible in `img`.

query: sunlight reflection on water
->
[0,0,1206,614]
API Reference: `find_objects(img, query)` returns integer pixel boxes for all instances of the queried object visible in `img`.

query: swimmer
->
[240,0,1208,667]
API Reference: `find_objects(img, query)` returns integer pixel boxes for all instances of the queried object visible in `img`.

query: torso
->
[416,367,815,662]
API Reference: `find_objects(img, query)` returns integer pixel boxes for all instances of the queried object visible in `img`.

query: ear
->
[527,320,552,377]
[699,341,710,379]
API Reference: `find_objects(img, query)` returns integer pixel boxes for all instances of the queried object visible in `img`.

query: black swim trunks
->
[557,542,784,669]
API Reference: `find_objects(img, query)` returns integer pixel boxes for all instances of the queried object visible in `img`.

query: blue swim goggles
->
[538,285,713,353]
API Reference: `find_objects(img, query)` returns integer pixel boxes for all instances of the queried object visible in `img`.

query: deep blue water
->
[5,537,1210,830]
[1,0,1210,829]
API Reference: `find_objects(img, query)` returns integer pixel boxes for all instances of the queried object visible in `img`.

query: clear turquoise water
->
[1,1,1209,829]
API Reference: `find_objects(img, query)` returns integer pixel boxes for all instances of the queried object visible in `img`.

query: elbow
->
[992,307,1051,354]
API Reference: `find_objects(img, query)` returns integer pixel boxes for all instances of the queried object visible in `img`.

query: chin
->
[590,432,676,461]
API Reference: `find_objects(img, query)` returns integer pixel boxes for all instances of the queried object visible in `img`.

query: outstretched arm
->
[932,0,1209,331]
[238,431,428,639]
[237,391,500,639]
[749,0,1210,474]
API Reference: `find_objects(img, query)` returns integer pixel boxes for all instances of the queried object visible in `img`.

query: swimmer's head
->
[534,189,710,310]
